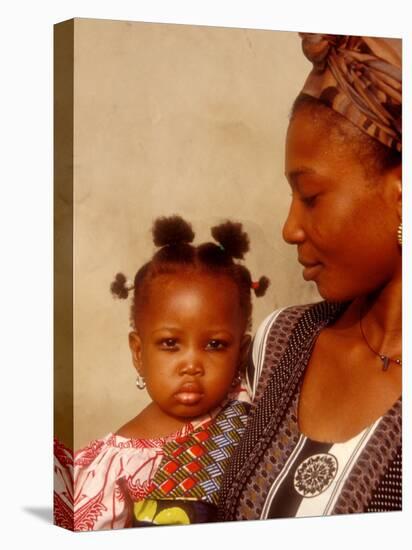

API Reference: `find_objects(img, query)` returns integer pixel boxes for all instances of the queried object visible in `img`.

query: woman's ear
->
[394,163,402,218]
[385,163,402,218]
[129,331,143,374]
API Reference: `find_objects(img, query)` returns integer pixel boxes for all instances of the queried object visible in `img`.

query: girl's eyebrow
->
[203,329,235,336]
[151,328,235,337]
[151,327,184,334]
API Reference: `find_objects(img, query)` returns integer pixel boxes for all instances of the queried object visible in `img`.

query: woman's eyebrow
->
[286,167,316,188]
[285,167,317,193]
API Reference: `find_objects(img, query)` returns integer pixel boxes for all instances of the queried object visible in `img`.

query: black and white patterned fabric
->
[218,302,402,521]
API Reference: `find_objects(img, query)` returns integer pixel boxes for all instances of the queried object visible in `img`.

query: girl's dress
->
[217,303,402,521]
[54,386,250,531]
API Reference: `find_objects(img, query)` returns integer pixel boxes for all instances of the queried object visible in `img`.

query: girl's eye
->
[159,338,178,350]
[205,339,227,351]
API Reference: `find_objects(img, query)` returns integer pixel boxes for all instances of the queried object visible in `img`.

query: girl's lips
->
[174,392,204,405]
[174,382,204,405]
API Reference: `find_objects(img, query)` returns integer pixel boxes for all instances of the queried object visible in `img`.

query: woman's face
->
[129,272,249,420]
[283,108,401,302]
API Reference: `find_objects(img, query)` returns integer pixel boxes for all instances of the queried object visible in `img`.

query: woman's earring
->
[136,372,146,390]
[397,222,402,247]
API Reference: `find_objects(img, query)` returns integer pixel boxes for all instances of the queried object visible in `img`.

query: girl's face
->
[283,108,402,302]
[129,272,249,420]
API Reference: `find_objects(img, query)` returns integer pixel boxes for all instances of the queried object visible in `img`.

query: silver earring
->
[136,372,146,390]
[397,222,402,247]
[231,373,241,388]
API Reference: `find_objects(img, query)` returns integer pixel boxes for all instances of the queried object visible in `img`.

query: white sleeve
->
[73,437,164,531]
[246,308,285,401]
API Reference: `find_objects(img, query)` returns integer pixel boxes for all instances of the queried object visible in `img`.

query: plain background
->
[0,0,410,549]
[64,19,321,450]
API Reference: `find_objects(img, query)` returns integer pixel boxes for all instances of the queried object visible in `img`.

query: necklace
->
[359,309,402,371]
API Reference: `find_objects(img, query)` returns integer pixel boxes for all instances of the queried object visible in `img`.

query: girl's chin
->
[171,401,220,420]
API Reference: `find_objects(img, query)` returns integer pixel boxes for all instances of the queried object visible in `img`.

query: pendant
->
[379,355,390,371]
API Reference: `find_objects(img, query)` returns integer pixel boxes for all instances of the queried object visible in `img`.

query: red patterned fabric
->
[54,385,250,531]
[53,438,74,529]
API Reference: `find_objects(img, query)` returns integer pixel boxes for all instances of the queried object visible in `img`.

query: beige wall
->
[70,18,319,450]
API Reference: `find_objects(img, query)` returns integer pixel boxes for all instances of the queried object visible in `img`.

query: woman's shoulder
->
[253,301,344,351]
[247,301,343,400]
[253,302,322,342]
[246,303,313,395]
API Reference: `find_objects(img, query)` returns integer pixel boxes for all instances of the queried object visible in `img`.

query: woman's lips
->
[301,263,322,281]
[174,383,204,405]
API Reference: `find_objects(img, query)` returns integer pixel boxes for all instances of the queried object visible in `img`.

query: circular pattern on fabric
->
[294,453,338,497]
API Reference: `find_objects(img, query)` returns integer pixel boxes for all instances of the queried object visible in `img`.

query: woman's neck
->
[359,277,401,325]
[346,277,402,358]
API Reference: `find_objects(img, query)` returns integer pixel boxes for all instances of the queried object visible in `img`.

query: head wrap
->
[299,34,402,152]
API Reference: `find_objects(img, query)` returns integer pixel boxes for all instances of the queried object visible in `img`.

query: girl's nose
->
[179,354,204,376]
[282,198,306,245]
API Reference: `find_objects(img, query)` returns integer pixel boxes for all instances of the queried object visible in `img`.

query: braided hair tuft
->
[110,272,130,299]
[253,276,270,297]
[211,221,250,259]
[152,215,195,247]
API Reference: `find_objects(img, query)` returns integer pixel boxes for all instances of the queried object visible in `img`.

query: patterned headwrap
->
[299,34,402,152]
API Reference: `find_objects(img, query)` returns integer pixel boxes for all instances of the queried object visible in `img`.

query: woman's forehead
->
[285,110,359,178]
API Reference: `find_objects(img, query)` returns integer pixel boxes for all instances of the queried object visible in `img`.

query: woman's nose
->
[282,199,306,245]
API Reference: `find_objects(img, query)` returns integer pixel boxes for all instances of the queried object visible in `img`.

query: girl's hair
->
[290,93,402,179]
[110,216,269,331]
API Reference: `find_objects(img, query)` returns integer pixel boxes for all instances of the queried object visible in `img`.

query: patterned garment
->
[147,400,250,505]
[53,386,250,531]
[299,34,402,152]
[218,302,402,521]
[130,400,250,527]
[257,393,401,518]
[54,431,184,531]
[133,499,218,526]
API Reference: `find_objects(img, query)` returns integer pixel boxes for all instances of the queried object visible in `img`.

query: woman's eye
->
[206,339,227,351]
[300,194,318,207]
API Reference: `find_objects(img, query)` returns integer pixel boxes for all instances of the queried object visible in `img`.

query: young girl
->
[54,215,269,531]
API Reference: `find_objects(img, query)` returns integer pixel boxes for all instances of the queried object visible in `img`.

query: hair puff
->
[253,276,270,297]
[211,221,250,260]
[152,215,195,248]
[110,272,130,299]
[197,242,231,267]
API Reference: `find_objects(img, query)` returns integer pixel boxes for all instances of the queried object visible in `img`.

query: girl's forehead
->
[135,272,244,329]
[149,271,239,299]
[140,273,240,316]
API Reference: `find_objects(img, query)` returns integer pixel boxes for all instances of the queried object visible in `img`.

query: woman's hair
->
[290,93,402,179]
[110,215,270,331]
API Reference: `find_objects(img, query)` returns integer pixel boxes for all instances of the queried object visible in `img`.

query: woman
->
[218,34,402,520]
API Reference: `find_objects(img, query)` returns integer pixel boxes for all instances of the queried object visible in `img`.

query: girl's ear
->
[129,331,143,374]
[239,334,252,375]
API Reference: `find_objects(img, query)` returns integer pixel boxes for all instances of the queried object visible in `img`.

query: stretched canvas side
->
[53,18,75,532]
